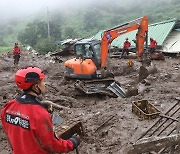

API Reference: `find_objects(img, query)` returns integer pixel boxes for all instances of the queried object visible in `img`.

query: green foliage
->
[84,10,102,31]
[35,38,57,54]
[18,20,47,47]
[63,27,78,39]
[59,0,180,39]
[51,13,65,26]
[1,0,180,51]
[18,20,61,48]
[49,21,61,39]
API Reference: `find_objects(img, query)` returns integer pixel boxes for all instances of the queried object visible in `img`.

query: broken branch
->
[42,100,70,110]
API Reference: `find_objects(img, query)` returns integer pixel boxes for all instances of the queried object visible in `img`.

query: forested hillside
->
[0,0,179,53]
[58,0,180,38]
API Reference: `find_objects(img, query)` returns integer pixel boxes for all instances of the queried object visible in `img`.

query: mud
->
[0,50,179,154]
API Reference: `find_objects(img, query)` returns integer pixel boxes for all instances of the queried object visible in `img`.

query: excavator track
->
[83,77,115,85]
[74,79,116,97]
[74,78,133,98]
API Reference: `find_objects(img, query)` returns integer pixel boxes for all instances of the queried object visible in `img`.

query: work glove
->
[69,135,80,149]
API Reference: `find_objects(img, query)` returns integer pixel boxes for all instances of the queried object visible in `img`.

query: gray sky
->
[0,0,94,22]
[0,0,169,23]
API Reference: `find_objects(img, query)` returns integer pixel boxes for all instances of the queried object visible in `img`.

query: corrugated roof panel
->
[92,30,104,41]
[148,21,176,45]
[92,19,177,48]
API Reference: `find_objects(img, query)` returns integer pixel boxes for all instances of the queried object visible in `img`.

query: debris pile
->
[0,49,180,153]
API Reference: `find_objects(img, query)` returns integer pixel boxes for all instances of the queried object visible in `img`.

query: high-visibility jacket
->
[1,93,74,154]
[123,41,131,50]
[13,46,21,55]
[150,40,157,48]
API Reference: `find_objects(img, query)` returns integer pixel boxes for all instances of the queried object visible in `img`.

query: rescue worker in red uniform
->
[1,66,80,154]
[13,42,21,66]
[121,38,131,57]
[149,37,157,53]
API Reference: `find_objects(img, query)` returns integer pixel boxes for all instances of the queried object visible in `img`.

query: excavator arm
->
[101,16,148,68]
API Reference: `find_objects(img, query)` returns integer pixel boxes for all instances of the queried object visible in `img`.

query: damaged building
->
[93,18,180,55]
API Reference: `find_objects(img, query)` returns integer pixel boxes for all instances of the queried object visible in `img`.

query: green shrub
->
[35,38,57,54]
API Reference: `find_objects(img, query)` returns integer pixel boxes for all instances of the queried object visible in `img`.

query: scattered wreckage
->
[43,97,180,154]
[74,80,138,98]
[123,98,180,154]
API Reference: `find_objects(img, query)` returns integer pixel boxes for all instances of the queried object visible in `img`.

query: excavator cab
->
[65,40,102,79]
[75,41,101,67]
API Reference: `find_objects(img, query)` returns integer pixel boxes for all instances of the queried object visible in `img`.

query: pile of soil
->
[0,50,179,153]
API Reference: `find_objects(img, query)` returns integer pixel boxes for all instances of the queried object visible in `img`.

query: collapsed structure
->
[93,18,180,55]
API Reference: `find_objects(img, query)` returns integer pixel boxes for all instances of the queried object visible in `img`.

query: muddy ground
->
[0,50,179,154]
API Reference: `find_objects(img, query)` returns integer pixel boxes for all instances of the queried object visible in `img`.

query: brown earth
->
[0,50,179,154]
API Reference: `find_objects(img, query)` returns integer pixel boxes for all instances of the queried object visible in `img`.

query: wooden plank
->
[126,134,180,154]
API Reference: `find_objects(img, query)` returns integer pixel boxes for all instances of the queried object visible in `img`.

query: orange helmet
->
[15,66,45,90]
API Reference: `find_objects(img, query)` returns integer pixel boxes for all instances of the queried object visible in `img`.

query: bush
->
[35,38,57,54]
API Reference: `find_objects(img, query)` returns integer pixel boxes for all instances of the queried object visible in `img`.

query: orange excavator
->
[64,16,148,80]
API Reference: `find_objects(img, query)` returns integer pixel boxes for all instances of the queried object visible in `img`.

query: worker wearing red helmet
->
[13,42,21,66]
[149,37,157,53]
[121,38,131,58]
[1,66,80,154]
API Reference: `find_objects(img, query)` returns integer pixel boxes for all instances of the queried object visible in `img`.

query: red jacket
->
[1,94,74,154]
[150,40,157,48]
[13,46,21,55]
[123,41,131,50]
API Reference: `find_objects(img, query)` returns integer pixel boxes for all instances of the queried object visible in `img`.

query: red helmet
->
[15,67,45,90]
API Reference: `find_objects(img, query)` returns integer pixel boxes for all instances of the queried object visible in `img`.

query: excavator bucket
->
[138,63,157,82]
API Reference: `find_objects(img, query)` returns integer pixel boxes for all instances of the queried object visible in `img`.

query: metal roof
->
[92,19,178,48]
[148,19,176,45]
[162,29,180,53]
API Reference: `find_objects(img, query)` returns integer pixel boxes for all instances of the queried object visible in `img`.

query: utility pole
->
[47,7,50,38]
